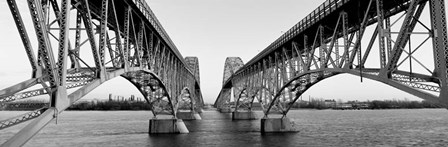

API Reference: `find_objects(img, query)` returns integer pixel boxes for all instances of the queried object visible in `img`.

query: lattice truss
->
[223,57,244,85]
[175,88,196,112]
[217,0,448,117]
[184,56,204,109]
[214,57,244,109]
[215,88,232,109]
[232,89,255,111]
[0,0,201,145]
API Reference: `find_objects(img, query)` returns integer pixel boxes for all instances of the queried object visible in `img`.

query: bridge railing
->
[245,0,350,67]
[273,0,348,49]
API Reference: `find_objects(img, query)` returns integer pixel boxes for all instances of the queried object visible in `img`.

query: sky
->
[0,0,445,104]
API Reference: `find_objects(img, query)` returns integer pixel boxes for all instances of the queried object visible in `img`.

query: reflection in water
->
[1,109,448,146]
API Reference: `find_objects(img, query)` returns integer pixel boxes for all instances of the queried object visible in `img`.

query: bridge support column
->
[260,117,296,133]
[232,111,257,120]
[176,111,202,120]
[148,118,189,134]
[197,108,204,113]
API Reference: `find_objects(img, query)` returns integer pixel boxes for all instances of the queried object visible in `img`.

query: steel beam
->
[380,0,422,78]
[7,0,39,75]
[429,0,448,101]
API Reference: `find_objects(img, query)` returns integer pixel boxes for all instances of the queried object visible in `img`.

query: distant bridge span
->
[0,0,202,146]
[216,0,448,118]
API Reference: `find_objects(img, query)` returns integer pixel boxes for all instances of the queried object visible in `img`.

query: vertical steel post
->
[429,0,448,101]
[7,0,39,77]
[376,0,387,68]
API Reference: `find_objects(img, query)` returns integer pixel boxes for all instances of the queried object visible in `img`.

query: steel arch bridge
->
[0,0,202,146]
[216,0,448,118]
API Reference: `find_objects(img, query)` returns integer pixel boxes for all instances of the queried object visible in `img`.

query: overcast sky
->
[0,0,445,104]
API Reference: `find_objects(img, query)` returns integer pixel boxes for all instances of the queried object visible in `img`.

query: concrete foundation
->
[260,117,296,133]
[176,112,202,120]
[197,108,204,113]
[193,113,202,120]
[232,111,257,120]
[219,107,232,113]
[148,118,189,134]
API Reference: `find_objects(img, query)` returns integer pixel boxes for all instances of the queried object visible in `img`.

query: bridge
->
[215,0,448,132]
[1,0,448,145]
[0,0,202,146]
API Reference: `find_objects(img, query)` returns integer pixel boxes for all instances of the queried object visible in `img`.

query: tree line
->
[67,100,151,110]
[290,98,442,109]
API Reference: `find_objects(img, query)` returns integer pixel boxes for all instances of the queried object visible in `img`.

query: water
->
[2,109,448,146]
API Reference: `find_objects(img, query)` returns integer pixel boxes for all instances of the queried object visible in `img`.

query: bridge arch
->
[121,70,177,116]
[214,57,244,109]
[265,68,442,116]
[234,88,250,111]
[175,87,195,112]
[233,86,276,112]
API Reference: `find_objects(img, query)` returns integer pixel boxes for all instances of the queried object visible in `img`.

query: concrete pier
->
[148,118,189,134]
[176,111,202,120]
[197,108,204,113]
[232,111,257,120]
[219,107,232,113]
[260,117,296,133]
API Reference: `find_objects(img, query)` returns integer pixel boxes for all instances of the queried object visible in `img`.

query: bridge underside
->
[216,0,448,126]
[0,0,202,146]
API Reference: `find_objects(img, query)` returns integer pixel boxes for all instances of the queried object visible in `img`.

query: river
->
[1,109,448,146]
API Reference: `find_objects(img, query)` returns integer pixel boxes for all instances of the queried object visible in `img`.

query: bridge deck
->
[86,0,190,67]
[243,0,416,70]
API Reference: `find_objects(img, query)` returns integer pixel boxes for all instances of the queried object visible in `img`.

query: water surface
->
[1,109,448,146]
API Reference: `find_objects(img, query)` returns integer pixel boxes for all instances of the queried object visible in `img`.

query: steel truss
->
[184,57,203,110]
[176,87,198,113]
[0,0,202,146]
[216,0,448,117]
[214,57,244,110]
